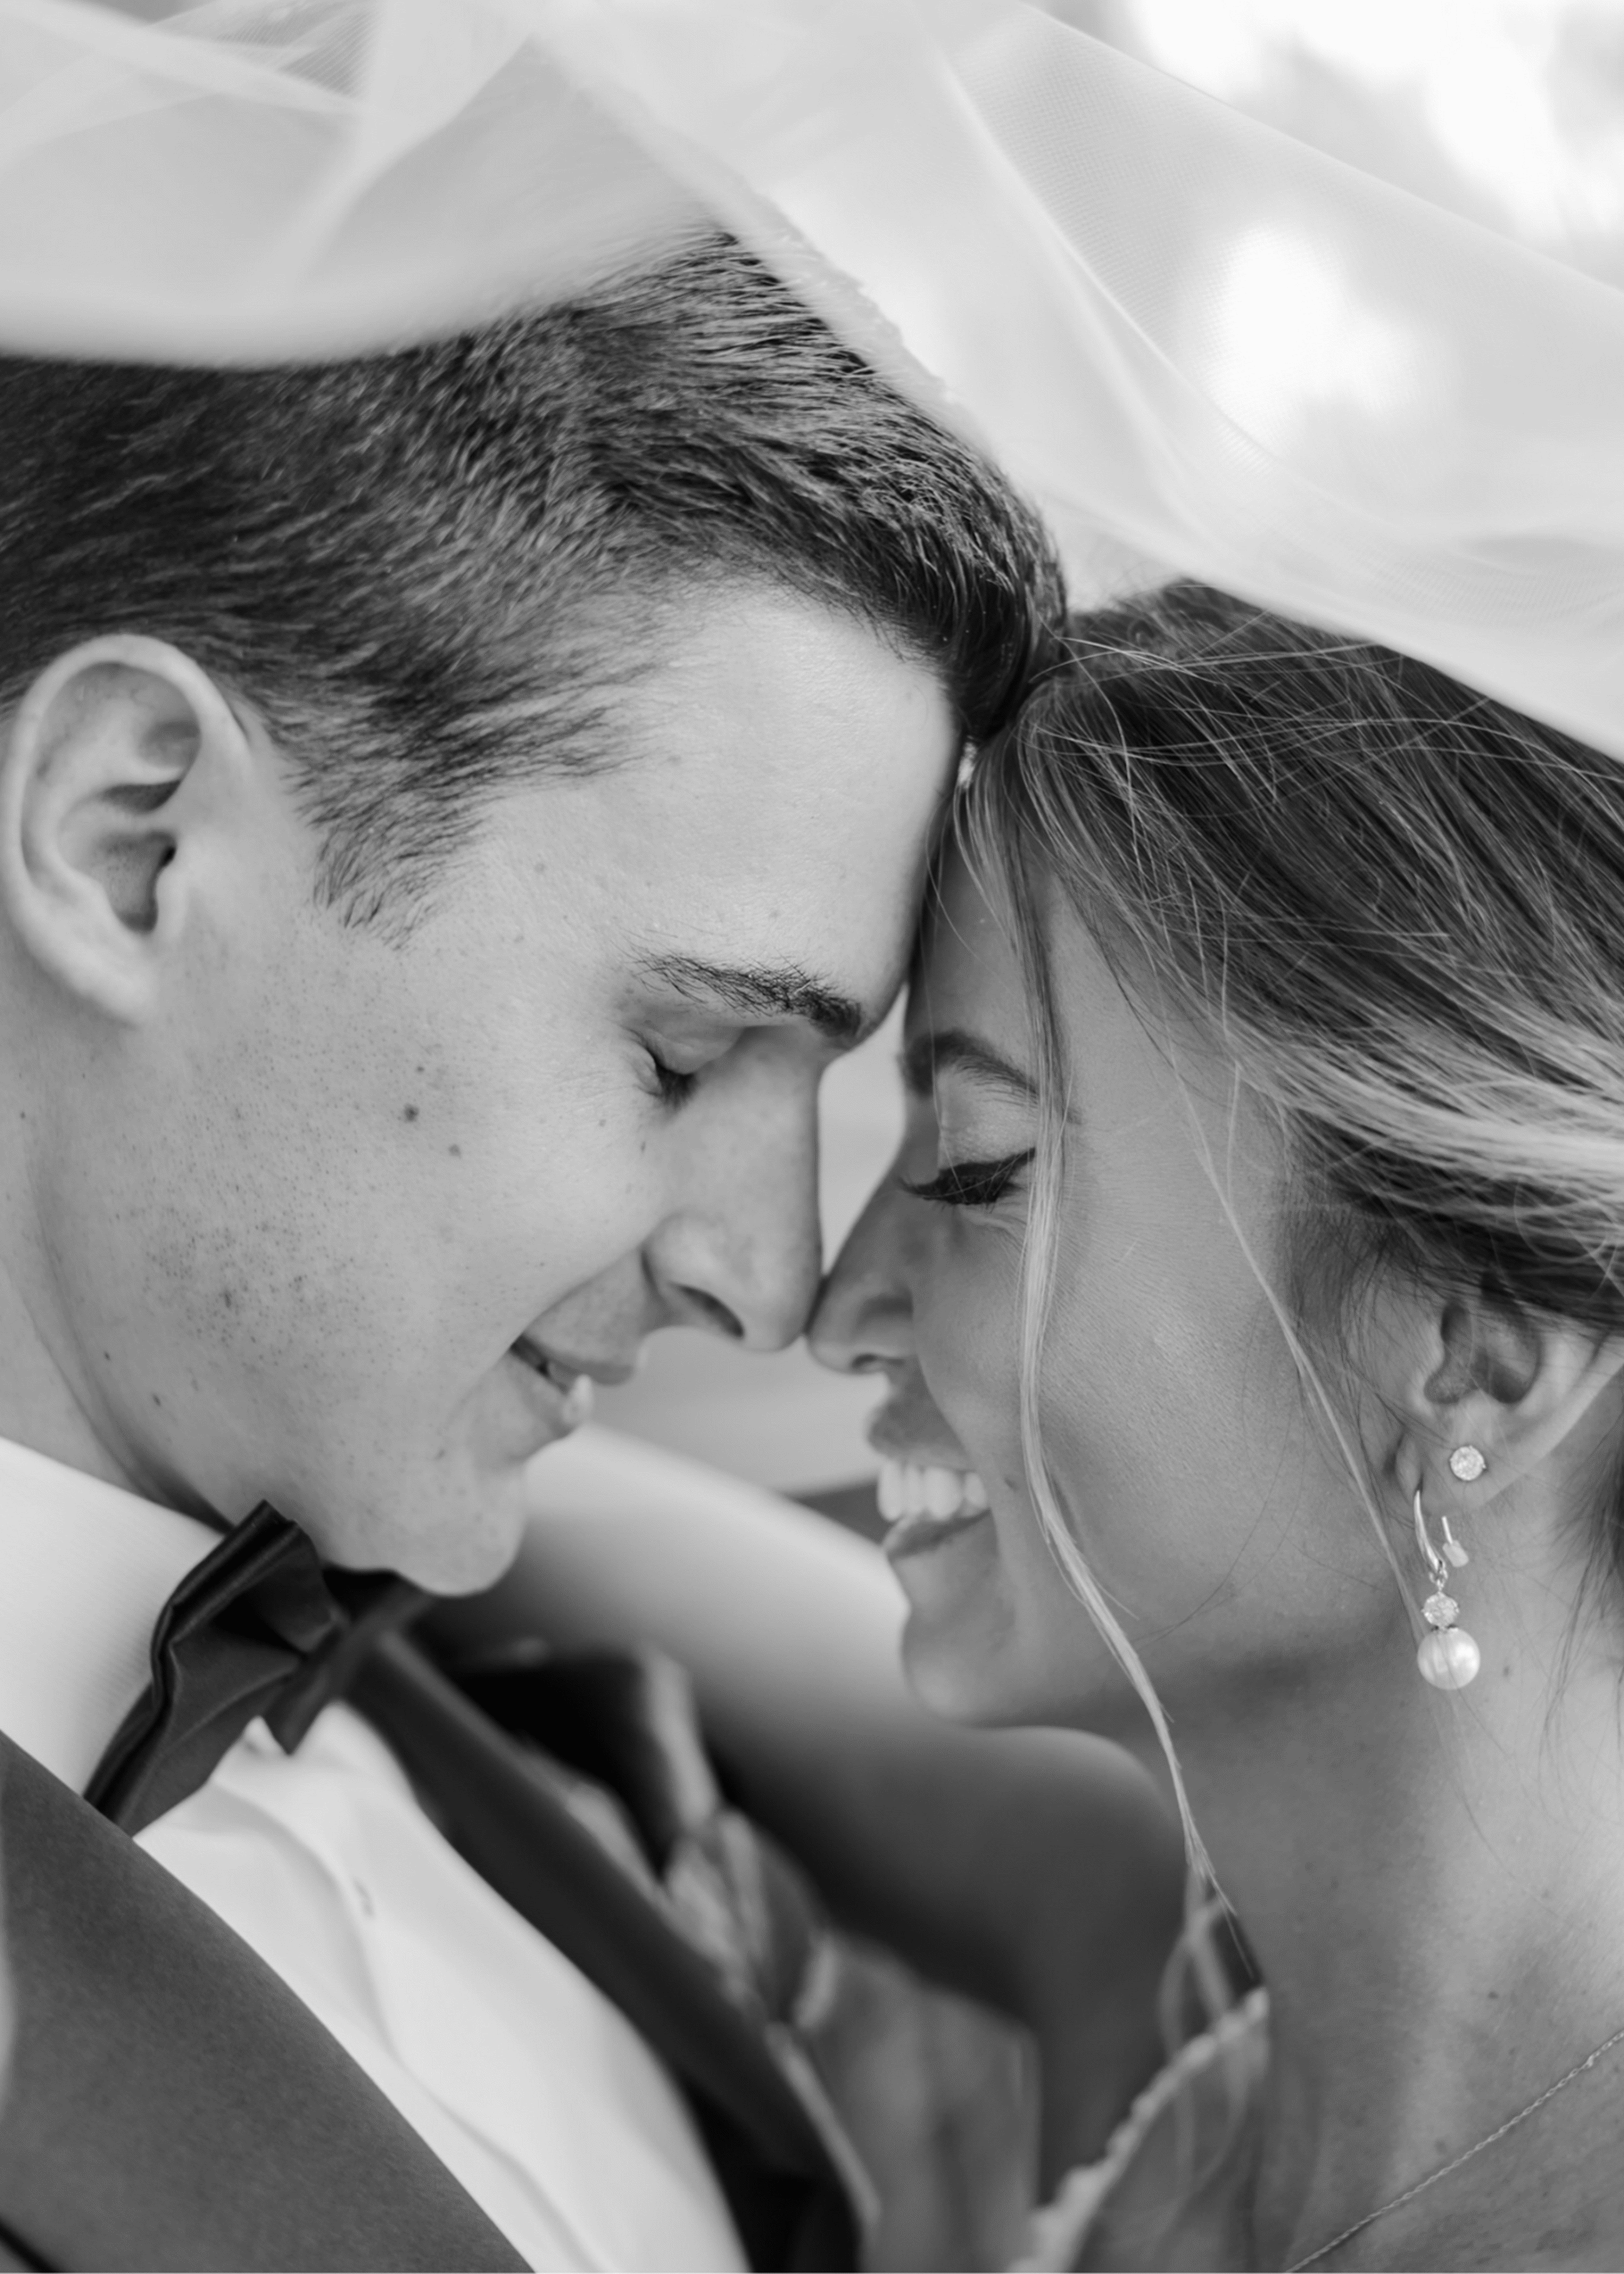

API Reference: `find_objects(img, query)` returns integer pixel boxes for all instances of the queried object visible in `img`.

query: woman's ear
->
[0,635,251,1023]
[1394,1284,1624,1521]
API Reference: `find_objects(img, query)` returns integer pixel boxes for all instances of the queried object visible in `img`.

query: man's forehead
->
[594,584,962,881]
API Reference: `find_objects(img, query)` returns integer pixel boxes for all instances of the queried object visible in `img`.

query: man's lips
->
[503,1344,595,1437]
[875,1456,992,1563]
[512,1336,634,1392]
[505,1335,638,1441]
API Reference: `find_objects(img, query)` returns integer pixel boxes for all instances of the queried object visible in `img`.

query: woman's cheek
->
[917,1233,1026,1486]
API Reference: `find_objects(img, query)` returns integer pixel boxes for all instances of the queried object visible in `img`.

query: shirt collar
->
[0,1434,219,1792]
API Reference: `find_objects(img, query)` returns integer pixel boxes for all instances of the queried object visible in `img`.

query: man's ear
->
[1394,1283,1624,1520]
[0,635,251,1023]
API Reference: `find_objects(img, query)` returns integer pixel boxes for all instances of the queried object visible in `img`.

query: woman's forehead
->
[907,849,1183,1120]
[908,846,1024,1041]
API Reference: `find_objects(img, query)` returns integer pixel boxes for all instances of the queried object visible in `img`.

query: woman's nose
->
[808,1170,916,1377]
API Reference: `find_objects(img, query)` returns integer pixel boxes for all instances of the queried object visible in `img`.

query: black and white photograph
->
[0,4,1620,2268]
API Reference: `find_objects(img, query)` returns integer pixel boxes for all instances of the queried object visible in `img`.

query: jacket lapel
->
[0,1733,523,2273]
[352,1634,863,2274]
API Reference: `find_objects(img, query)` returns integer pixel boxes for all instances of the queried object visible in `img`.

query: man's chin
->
[357,1358,592,1594]
[300,1465,533,1597]
[395,1488,533,1596]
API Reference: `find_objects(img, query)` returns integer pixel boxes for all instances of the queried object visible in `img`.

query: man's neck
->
[0,1248,169,1503]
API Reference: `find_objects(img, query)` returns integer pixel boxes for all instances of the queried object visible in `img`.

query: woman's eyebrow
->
[900,1027,1039,1102]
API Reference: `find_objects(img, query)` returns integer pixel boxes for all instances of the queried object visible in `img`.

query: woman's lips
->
[876,1457,991,1562]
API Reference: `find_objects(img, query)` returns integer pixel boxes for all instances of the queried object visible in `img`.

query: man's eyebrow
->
[642,954,867,1047]
[901,1027,1039,1103]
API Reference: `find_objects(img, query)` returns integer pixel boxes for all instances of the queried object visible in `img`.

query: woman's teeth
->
[876,1460,989,1524]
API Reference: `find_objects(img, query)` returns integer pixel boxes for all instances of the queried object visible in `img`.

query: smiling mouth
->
[876,1458,991,1561]
[510,1337,596,1428]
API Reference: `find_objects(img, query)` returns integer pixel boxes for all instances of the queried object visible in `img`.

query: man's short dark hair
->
[0,235,1058,920]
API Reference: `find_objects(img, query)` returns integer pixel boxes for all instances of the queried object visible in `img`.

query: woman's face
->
[810,847,1384,1735]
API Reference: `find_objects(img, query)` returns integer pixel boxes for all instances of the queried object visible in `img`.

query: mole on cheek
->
[448,1143,462,1158]
[402,1104,420,1124]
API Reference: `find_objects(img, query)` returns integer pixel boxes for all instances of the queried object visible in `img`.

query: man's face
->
[18,584,957,1586]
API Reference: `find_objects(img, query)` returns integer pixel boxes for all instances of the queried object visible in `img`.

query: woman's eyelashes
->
[903,1149,1034,1210]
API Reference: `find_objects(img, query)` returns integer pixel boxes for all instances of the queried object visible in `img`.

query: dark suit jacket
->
[0,1639,861,2273]
[0,1732,525,2271]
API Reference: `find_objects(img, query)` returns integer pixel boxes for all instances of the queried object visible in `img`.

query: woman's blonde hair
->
[961,580,1624,1874]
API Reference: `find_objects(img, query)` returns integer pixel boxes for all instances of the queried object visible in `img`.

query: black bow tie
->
[85,1503,425,1835]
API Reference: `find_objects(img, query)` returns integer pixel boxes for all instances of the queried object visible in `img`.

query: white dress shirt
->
[0,1433,745,2274]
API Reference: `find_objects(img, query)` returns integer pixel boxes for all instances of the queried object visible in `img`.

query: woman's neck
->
[1171,1623,1624,2269]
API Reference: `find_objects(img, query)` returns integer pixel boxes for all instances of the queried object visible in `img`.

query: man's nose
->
[808,1170,916,1378]
[645,1086,823,1353]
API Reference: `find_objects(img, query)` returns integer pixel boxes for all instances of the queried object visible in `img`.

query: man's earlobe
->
[0,636,249,1021]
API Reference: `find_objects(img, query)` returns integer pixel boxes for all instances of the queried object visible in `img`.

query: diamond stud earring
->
[1414,1486,1481,1689]
[1448,1443,1487,1483]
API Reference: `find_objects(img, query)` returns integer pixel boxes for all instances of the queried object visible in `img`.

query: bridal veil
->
[1,0,1622,756]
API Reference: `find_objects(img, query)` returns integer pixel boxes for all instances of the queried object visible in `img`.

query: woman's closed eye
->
[903,1149,1034,1210]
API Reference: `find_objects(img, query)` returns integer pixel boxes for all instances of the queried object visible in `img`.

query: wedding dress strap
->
[1013,1985,1270,2274]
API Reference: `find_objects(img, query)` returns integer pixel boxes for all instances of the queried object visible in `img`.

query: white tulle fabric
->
[4,0,1624,756]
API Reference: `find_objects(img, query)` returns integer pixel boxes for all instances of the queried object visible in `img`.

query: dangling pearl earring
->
[1414,1484,1481,1689]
